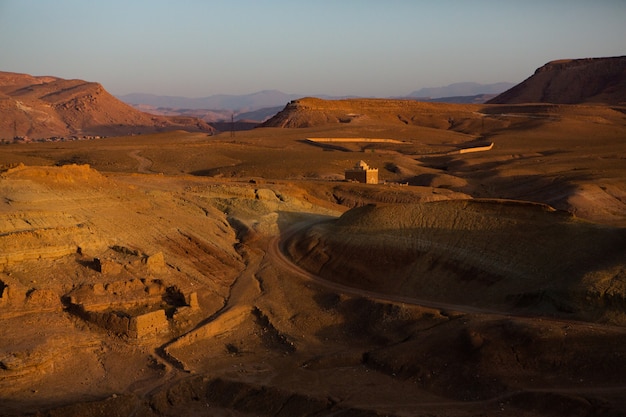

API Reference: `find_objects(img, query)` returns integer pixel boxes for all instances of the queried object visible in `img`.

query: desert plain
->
[1,80,626,416]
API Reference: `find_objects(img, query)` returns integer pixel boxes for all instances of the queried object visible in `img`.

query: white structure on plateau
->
[345,160,378,184]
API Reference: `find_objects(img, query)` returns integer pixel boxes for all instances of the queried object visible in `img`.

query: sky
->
[1,0,625,98]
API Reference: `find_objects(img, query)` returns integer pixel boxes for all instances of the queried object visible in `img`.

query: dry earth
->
[0,97,625,417]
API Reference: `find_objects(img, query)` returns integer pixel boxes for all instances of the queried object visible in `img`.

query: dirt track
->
[274,215,626,332]
[128,150,154,173]
[272,216,506,315]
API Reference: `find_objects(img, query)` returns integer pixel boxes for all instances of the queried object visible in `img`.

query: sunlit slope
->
[488,56,626,105]
[285,200,626,322]
[262,97,488,132]
[0,71,214,138]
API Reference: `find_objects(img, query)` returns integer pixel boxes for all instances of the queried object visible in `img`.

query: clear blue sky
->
[1,0,624,97]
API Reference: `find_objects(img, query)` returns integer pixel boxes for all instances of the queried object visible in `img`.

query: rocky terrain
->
[285,200,626,323]
[0,58,626,416]
[488,56,626,105]
[0,72,214,141]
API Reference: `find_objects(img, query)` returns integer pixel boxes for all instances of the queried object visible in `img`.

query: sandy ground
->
[0,102,625,416]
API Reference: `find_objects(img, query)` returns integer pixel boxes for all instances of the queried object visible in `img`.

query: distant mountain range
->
[116,83,516,122]
[117,90,303,112]
[408,82,516,99]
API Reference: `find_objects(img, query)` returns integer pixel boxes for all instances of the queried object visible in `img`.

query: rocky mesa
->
[261,96,485,131]
[488,56,626,105]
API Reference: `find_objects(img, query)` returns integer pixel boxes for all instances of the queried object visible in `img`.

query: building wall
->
[345,170,367,183]
[129,310,169,338]
[345,169,378,184]
[70,305,169,338]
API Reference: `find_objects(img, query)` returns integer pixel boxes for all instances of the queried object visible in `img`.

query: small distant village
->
[2,135,107,144]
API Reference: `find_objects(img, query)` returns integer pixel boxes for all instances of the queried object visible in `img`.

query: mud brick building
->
[345,160,378,184]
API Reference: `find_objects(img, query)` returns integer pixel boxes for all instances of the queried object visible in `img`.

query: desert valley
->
[0,56,626,417]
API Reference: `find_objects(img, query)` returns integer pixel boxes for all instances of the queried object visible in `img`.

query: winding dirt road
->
[270,218,514,317]
[269,216,626,332]
[266,217,626,408]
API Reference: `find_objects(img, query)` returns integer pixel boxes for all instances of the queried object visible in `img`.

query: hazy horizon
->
[1,0,625,97]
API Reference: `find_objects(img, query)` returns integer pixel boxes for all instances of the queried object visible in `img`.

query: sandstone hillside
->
[488,56,626,105]
[2,137,626,415]
[0,71,214,140]
[285,200,626,324]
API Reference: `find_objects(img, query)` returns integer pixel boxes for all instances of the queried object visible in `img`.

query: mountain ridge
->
[117,82,515,114]
[408,82,515,99]
[116,90,303,112]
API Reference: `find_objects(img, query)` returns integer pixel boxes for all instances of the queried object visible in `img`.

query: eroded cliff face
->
[0,71,214,139]
[488,56,626,105]
[0,163,346,416]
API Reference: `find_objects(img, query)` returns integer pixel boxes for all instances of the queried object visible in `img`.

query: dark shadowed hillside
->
[0,71,214,140]
[488,56,626,105]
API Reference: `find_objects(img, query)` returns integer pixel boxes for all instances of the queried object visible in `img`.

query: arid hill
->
[488,56,626,105]
[0,71,214,140]
[261,97,484,131]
